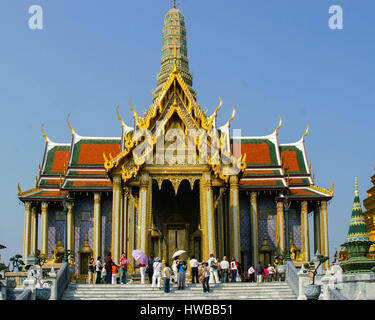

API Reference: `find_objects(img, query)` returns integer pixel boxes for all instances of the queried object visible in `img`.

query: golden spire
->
[17,183,22,196]
[35,173,38,187]
[41,124,49,142]
[67,115,75,135]
[116,105,124,127]
[275,117,282,135]
[38,161,42,175]
[355,177,359,197]
[302,124,309,142]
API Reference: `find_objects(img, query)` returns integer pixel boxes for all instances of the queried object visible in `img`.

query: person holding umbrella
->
[132,250,148,284]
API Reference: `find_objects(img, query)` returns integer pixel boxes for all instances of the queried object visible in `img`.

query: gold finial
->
[302,124,309,142]
[312,172,315,185]
[116,105,124,127]
[59,174,63,188]
[38,161,42,175]
[275,117,282,135]
[227,107,235,127]
[128,98,136,119]
[35,173,38,187]
[355,177,359,197]
[67,115,75,135]
[41,124,49,142]
[17,183,22,196]
[330,182,335,196]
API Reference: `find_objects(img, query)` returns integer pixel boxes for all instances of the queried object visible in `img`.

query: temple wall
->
[288,203,302,251]
[257,194,276,251]
[239,193,251,268]
[101,194,112,257]
[47,204,65,261]
[73,195,94,274]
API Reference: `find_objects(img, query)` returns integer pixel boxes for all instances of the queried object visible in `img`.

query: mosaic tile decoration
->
[257,194,276,251]
[239,193,251,269]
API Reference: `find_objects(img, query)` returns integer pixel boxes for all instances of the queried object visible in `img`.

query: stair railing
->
[285,260,299,297]
[54,262,70,300]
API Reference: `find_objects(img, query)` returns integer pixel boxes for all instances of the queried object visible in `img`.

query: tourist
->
[171,256,179,284]
[105,253,115,284]
[177,260,187,290]
[255,262,263,283]
[208,254,220,284]
[163,262,172,293]
[201,262,210,293]
[189,255,199,284]
[230,258,238,282]
[267,263,276,282]
[220,256,229,283]
[95,256,102,284]
[119,253,129,284]
[88,257,95,284]
[247,265,255,283]
[263,266,269,282]
[152,257,162,290]
[111,263,119,284]
[216,257,222,281]
[147,255,154,284]
[139,261,147,284]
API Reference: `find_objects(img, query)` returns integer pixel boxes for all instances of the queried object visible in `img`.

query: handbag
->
[101,266,107,277]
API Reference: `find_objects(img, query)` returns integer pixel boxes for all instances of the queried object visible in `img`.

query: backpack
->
[210,259,217,269]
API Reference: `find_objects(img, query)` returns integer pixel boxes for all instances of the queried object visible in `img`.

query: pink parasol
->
[132,250,148,265]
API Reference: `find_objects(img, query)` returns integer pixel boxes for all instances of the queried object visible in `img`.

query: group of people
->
[246,263,278,283]
[88,253,281,293]
[89,252,131,285]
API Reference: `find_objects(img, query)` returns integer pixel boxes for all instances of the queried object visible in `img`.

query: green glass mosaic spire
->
[152,7,196,101]
[346,177,370,242]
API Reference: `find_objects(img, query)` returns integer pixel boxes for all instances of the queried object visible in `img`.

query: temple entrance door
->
[152,179,200,263]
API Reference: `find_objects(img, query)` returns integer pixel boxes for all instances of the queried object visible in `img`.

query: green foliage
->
[9,254,24,272]
[304,255,329,285]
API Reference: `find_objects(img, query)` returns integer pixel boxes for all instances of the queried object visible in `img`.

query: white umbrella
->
[172,250,186,259]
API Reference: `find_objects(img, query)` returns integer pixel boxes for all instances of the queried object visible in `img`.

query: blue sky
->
[0,0,374,264]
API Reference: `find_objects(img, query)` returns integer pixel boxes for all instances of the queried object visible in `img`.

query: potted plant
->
[303,255,329,300]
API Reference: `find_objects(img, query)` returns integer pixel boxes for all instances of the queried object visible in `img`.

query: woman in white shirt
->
[152,257,162,289]
[95,256,102,284]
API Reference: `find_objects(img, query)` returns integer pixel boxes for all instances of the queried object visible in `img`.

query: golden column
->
[250,192,258,265]
[66,202,74,263]
[199,178,207,259]
[300,200,310,262]
[93,192,101,261]
[275,201,285,254]
[229,175,241,260]
[137,173,150,254]
[40,202,49,258]
[320,200,329,268]
[122,188,128,256]
[204,174,216,257]
[31,206,38,254]
[217,188,225,258]
[313,204,321,255]
[112,175,122,263]
[127,195,135,260]
[22,202,32,262]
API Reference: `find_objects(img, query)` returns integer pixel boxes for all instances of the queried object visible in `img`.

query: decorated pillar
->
[229,175,240,260]
[275,201,285,254]
[127,192,135,266]
[31,206,38,254]
[250,192,258,265]
[22,202,32,262]
[202,173,215,258]
[40,202,49,258]
[123,188,128,256]
[66,202,74,263]
[314,204,321,254]
[320,200,329,268]
[112,175,122,263]
[217,188,225,258]
[301,201,310,262]
[137,173,150,254]
[93,192,101,261]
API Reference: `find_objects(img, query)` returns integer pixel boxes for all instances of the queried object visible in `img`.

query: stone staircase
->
[61,282,296,300]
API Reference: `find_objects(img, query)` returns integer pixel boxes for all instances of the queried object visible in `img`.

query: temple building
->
[18,6,334,281]
[363,167,375,257]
